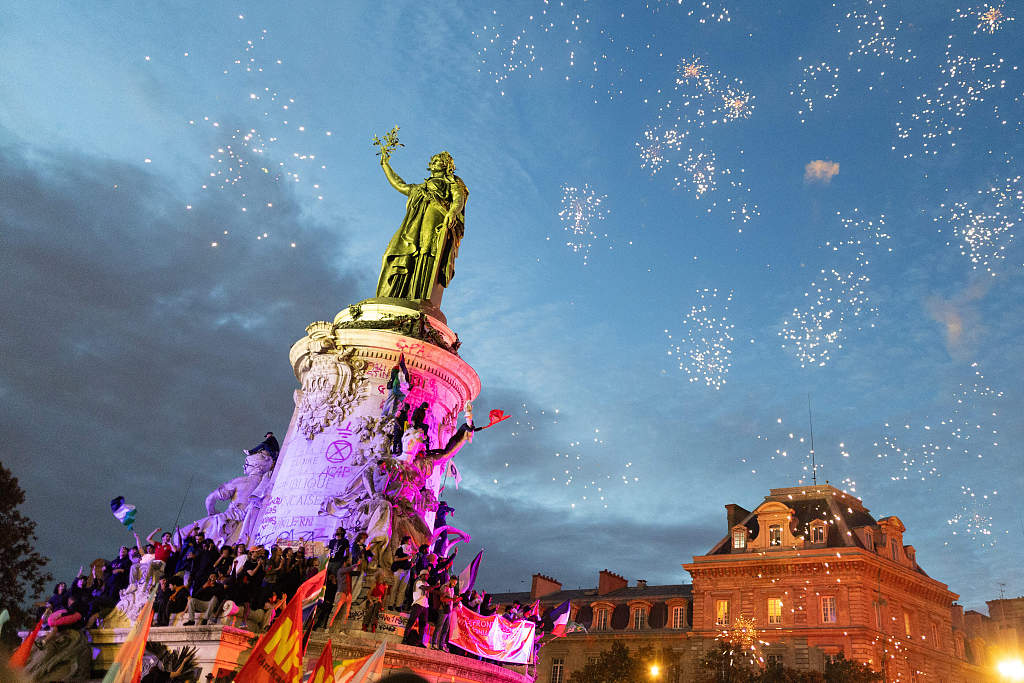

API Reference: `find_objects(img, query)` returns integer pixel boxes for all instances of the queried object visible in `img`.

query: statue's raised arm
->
[372,129,468,308]
[380,155,412,196]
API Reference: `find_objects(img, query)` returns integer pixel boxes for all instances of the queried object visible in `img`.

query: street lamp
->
[997,657,1024,681]
[649,663,661,679]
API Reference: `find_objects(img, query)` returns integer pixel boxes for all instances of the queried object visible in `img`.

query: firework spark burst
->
[937,173,1022,276]
[779,211,891,368]
[666,288,735,390]
[558,184,609,264]
[641,57,759,224]
[187,25,331,245]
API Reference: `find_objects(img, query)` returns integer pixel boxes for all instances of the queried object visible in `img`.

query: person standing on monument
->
[431,576,460,652]
[411,402,431,447]
[389,535,416,610]
[402,570,432,647]
[390,403,410,455]
[375,150,468,305]
[244,431,280,461]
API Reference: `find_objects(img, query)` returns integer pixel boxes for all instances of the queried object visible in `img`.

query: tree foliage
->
[0,461,53,636]
[568,641,655,683]
[701,642,882,683]
[824,653,883,682]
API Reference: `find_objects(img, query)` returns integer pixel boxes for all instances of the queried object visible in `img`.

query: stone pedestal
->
[250,299,480,547]
[92,625,255,679]
[303,631,533,683]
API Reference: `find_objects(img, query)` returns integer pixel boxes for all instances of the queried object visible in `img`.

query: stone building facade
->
[490,570,696,683]
[957,595,1024,669]
[685,484,984,682]
[500,484,987,682]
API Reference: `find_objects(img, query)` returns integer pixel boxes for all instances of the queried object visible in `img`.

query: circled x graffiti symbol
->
[324,439,353,464]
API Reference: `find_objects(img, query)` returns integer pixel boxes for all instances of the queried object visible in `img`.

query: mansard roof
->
[487,582,692,607]
[704,484,928,575]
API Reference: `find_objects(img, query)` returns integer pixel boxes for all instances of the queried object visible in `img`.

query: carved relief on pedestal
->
[293,322,367,440]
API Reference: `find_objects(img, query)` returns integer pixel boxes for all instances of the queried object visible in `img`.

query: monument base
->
[90,610,532,682]
[91,624,255,680]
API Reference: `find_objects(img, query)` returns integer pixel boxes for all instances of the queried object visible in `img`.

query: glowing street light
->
[998,658,1024,681]
[649,663,661,678]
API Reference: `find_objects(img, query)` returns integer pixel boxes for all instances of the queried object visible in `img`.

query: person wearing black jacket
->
[404,544,431,608]
[244,432,280,460]
[184,572,224,625]
[389,536,415,610]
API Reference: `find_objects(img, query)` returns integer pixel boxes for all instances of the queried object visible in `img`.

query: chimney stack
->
[530,573,563,601]
[598,570,628,596]
[725,504,751,533]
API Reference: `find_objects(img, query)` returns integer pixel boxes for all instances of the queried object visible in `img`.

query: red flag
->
[297,569,328,624]
[307,639,335,683]
[524,599,541,620]
[480,409,511,429]
[8,616,43,668]
[297,569,328,605]
[234,591,305,683]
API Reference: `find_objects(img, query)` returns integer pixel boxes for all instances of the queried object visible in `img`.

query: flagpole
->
[170,474,195,533]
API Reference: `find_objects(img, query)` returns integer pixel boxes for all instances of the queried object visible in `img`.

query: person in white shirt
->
[401,570,432,647]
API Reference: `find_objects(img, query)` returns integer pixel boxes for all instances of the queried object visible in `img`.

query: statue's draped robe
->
[376,175,466,300]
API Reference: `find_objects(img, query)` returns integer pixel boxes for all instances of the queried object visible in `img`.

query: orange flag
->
[307,639,335,683]
[333,642,386,683]
[101,599,155,683]
[235,586,306,682]
[8,616,43,668]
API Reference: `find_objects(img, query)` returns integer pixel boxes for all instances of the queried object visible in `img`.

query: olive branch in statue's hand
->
[372,126,404,163]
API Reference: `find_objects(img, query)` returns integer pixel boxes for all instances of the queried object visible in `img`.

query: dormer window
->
[890,539,899,561]
[769,524,783,546]
[865,529,873,549]
[811,522,826,544]
[732,527,747,549]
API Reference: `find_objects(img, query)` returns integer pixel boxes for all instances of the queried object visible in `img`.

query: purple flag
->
[458,549,483,594]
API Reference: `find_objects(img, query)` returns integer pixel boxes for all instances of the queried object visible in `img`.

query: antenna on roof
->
[808,393,817,486]
[999,582,1007,600]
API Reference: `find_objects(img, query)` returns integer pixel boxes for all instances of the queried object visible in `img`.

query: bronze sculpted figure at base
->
[373,128,468,307]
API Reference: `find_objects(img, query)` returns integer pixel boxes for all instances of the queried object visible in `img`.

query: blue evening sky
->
[1,1,1021,609]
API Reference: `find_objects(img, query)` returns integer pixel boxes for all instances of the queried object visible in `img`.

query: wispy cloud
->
[924,279,990,358]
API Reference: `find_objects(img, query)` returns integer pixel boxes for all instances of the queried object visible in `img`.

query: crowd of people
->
[38,523,546,663]
[34,426,547,668]
[38,524,323,633]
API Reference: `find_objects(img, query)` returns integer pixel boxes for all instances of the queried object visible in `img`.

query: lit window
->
[551,657,565,683]
[716,600,730,626]
[671,605,686,629]
[821,596,837,624]
[904,611,912,637]
[733,528,747,549]
[631,606,648,630]
[767,598,783,625]
[769,525,783,546]
[812,524,826,543]
[595,608,608,630]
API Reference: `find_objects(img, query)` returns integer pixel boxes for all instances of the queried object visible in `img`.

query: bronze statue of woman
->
[376,151,468,305]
